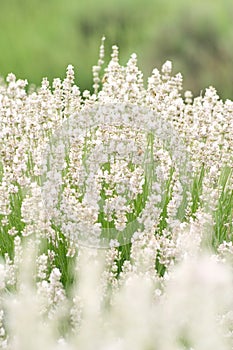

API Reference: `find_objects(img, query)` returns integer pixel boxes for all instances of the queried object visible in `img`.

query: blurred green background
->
[0,0,233,99]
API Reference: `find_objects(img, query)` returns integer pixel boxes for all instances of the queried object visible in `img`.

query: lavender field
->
[0,42,233,349]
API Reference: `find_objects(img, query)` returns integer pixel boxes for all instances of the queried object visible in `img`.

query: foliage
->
[1,0,233,98]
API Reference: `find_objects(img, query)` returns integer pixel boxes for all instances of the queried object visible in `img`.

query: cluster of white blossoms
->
[0,41,233,348]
